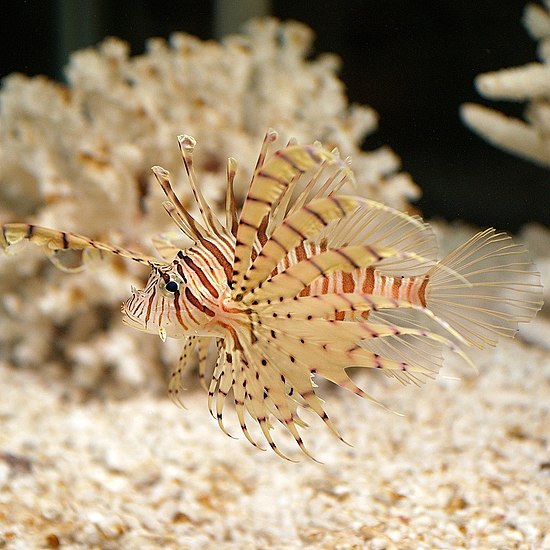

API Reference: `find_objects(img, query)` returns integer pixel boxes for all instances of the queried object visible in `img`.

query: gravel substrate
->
[1,336,549,549]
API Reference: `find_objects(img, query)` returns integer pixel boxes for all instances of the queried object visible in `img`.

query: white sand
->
[1,336,549,549]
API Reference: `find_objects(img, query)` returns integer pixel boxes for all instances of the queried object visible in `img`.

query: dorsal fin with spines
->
[231,141,350,297]
[177,135,229,240]
[225,157,238,238]
[152,165,206,243]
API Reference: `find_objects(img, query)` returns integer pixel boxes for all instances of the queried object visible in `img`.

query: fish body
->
[1,131,543,459]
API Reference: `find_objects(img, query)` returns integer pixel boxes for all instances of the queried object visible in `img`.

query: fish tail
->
[425,228,543,349]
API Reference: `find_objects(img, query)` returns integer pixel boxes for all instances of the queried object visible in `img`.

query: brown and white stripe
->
[271,241,430,308]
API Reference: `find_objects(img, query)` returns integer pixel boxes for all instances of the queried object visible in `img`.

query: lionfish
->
[1,130,543,460]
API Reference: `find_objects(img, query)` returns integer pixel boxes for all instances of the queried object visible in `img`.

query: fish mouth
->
[120,292,149,332]
[121,315,146,331]
[121,296,164,335]
[121,303,171,341]
[120,305,147,331]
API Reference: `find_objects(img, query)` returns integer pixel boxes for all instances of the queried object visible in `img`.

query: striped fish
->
[1,130,543,460]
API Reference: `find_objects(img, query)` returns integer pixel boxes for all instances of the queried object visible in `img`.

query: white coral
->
[461,2,550,167]
[0,18,418,391]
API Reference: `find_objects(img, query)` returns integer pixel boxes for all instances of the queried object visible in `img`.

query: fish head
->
[121,264,189,339]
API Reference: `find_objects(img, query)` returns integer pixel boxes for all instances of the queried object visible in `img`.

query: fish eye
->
[165,280,179,293]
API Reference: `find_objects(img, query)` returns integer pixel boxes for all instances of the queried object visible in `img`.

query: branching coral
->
[461,2,550,167]
[0,18,417,392]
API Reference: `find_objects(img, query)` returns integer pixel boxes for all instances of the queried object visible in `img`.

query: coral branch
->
[461,102,550,167]
[462,2,550,167]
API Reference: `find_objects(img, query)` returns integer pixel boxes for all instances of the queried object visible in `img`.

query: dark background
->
[2,1,549,231]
